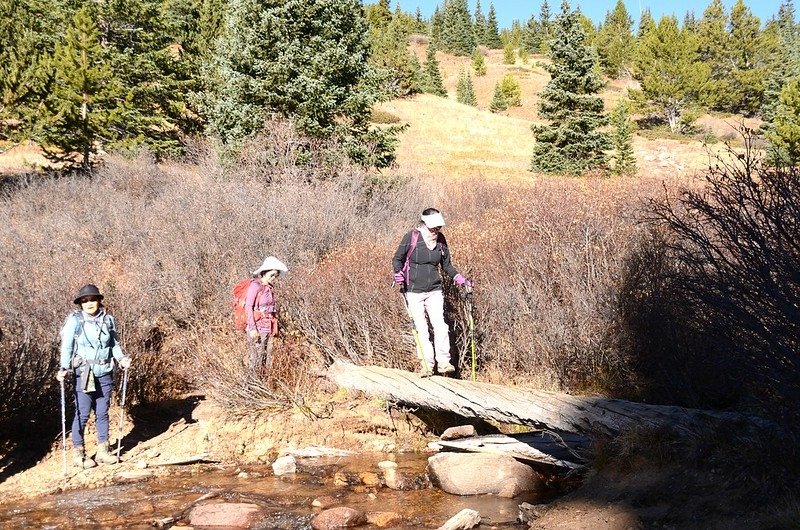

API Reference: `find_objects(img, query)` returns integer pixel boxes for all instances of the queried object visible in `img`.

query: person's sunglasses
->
[80,297,101,304]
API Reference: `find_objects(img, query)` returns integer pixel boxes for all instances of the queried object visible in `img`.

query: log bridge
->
[327,361,766,470]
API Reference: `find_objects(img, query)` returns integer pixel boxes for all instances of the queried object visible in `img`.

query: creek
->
[0,452,558,529]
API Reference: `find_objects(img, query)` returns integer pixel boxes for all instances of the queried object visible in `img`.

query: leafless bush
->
[0,123,426,422]
[623,131,800,415]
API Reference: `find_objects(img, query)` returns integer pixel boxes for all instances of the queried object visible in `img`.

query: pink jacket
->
[245,280,276,333]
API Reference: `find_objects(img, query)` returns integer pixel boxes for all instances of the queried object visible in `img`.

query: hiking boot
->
[72,447,97,469]
[95,442,119,465]
[438,362,456,374]
[418,367,433,378]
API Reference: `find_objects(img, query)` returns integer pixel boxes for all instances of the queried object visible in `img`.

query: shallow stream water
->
[0,453,555,529]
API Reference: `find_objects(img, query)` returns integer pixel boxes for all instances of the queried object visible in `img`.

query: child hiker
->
[245,256,288,372]
[56,284,131,468]
[392,208,471,377]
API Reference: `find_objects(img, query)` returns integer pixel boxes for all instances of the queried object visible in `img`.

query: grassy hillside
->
[379,41,760,182]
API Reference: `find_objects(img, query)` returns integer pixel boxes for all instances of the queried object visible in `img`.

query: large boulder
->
[427,453,544,498]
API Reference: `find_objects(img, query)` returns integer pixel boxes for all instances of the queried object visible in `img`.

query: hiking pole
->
[464,283,477,382]
[116,367,129,460]
[60,377,67,477]
[393,282,430,376]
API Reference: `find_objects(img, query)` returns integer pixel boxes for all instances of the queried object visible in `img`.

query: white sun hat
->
[252,256,288,276]
[420,211,446,229]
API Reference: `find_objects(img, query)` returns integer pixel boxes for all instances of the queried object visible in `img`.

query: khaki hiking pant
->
[405,290,451,372]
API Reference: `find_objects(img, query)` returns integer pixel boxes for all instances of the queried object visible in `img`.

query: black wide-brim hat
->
[73,284,104,304]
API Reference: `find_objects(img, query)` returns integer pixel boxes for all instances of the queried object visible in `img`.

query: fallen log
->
[435,432,587,471]
[326,361,766,437]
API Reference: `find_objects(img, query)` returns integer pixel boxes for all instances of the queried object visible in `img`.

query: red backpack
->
[233,278,263,331]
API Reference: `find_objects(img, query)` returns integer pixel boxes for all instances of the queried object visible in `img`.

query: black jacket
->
[392,228,459,293]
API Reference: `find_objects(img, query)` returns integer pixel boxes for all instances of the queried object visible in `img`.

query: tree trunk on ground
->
[326,361,766,437]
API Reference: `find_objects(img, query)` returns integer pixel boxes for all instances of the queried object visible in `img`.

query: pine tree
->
[595,0,634,78]
[531,0,609,175]
[414,7,426,33]
[637,8,655,38]
[503,43,516,64]
[197,0,228,55]
[38,6,124,169]
[768,78,800,165]
[727,0,770,115]
[484,3,502,48]
[88,0,193,156]
[610,101,636,176]
[632,15,709,133]
[761,1,800,123]
[683,10,699,34]
[422,44,447,96]
[203,0,397,167]
[489,82,508,112]
[499,74,521,106]
[473,0,487,46]
[441,0,474,55]
[522,14,541,53]
[456,69,477,106]
[0,0,55,141]
[697,0,733,110]
[538,0,552,53]
[365,0,392,29]
[431,6,444,48]
[369,7,423,97]
[472,48,487,76]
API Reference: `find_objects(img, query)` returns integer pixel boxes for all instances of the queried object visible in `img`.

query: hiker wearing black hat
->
[56,284,131,468]
[392,208,471,377]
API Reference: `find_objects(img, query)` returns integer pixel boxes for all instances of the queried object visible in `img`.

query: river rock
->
[358,472,380,486]
[188,502,261,527]
[427,453,543,498]
[311,506,367,530]
[440,425,476,440]
[272,455,296,475]
[366,511,403,527]
[437,508,480,530]
[312,495,338,508]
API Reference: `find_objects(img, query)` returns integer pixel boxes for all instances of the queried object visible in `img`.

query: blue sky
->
[393,1,787,29]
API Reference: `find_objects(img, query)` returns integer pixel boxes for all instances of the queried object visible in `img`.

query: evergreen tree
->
[456,69,477,106]
[538,0,552,53]
[441,0,474,55]
[637,8,655,38]
[473,0,487,46]
[503,43,516,64]
[422,43,447,96]
[369,13,423,97]
[414,7,427,33]
[531,0,609,175]
[472,48,487,76]
[632,15,709,132]
[522,14,542,53]
[498,74,521,106]
[431,6,444,48]
[484,3,502,48]
[203,0,397,167]
[595,0,634,78]
[197,0,228,55]
[697,0,732,109]
[610,101,636,176]
[683,10,699,34]
[761,1,800,122]
[768,78,800,165]
[38,6,124,169]
[489,82,508,112]
[727,0,770,115]
[88,0,194,156]
[0,0,57,141]
[365,0,392,29]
